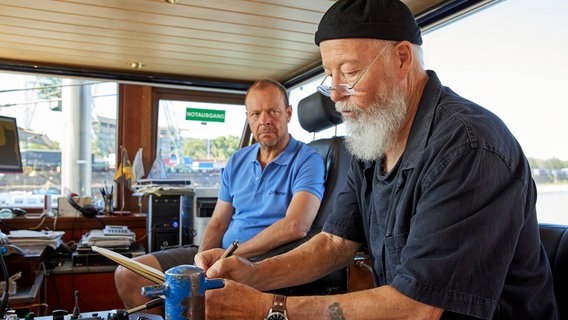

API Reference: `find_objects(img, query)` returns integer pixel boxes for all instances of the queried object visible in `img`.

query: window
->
[155,98,246,188]
[421,0,568,224]
[0,73,118,209]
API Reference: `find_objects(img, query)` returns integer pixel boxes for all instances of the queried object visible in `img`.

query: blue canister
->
[142,264,224,320]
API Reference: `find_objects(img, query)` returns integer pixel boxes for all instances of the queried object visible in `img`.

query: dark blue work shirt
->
[323,71,557,319]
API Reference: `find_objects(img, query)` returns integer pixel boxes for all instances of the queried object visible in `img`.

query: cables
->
[0,214,47,231]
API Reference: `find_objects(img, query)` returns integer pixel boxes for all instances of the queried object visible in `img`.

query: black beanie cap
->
[315,0,422,46]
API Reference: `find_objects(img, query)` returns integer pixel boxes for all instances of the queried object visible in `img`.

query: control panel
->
[3,291,163,320]
[30,310,163,320]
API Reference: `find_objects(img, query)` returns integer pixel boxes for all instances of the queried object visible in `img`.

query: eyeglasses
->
[317,45,389,97]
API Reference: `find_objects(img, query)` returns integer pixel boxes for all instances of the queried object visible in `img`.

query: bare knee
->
[115,264,144,291]
[114,254,162,309]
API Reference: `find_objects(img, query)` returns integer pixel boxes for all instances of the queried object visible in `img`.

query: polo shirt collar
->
[245,134,298,166]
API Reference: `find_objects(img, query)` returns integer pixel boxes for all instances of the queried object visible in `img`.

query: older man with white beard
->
[195,0,557,319]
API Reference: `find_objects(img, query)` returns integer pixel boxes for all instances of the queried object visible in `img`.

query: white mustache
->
[335,101,361,115]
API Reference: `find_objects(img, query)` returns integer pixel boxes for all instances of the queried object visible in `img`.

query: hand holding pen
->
[221,240,239,259]
[195,240,240,278]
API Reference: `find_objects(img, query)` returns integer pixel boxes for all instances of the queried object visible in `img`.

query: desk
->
[0,214,147,246]
[46,259,124,312]
[8,272,45,307]
[46,260,122,312]
[5,246,48,316]
[4,245,46,285]
[0,215,148,314]
[46,243,146,313]
[9,270,44,304]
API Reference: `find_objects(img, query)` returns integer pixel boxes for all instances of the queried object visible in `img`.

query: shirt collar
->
[400,70,443,169]
[246,134,298,166]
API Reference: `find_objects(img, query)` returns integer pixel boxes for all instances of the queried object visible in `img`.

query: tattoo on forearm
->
[327,302,346,320]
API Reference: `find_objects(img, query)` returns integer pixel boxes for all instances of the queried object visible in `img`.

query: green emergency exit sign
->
[185,108,225,123]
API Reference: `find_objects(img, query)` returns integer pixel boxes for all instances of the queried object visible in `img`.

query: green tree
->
[183,138,207,159]
[211,136,240,160]
[33,77,62,111]
[529,157,568,170]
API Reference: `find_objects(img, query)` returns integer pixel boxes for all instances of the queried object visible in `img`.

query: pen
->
[221,240,239,259]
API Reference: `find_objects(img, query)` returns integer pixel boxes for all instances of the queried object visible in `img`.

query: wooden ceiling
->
[0,0,476,90]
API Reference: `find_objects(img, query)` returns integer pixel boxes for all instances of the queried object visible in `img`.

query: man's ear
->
[395,41,414,79]
[286,105,293,122]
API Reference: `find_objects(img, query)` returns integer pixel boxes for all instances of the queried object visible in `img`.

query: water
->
[536,185,568,225]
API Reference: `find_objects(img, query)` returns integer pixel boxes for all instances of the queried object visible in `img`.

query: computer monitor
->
[0,116,23,173]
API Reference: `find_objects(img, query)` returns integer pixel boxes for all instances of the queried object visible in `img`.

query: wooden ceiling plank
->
[0,23,317,65]
[0,1,319,38]
[58,0,331,24]
[0,37,303,74]
[0,15,318,56]
[0,6,316,47]
[0,42,293,82]
[251,0,446,16]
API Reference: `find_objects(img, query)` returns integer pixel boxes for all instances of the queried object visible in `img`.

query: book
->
[91,246,165,284]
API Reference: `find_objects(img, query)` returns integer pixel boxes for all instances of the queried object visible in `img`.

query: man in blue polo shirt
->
[114,79,325,311]
[200,79,325,258]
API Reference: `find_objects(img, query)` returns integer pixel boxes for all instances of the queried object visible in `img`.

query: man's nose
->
[259,111,271,125]
[328,77,346,102]
[329,90,343,102]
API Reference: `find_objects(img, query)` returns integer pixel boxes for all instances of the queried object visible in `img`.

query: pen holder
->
[142,265,224,320]
[104,198,114,215]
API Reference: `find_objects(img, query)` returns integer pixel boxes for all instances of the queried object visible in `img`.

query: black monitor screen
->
[0,116,23,173]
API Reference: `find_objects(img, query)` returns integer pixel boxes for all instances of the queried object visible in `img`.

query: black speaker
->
[66,193,99,218]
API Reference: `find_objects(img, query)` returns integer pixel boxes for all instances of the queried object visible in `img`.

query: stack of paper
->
[7,230,65,249]
[79,229,135,249]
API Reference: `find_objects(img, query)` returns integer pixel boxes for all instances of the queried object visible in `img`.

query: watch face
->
[266,312,287,320]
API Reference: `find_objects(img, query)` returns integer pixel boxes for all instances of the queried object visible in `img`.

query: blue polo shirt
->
[220,135,325,249]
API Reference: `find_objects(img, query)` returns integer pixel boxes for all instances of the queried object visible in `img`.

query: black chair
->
[258,92,351,295]
[539,223,568,318]
[297,91,350,239]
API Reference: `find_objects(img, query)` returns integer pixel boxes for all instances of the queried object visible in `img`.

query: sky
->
[420,0,568,160]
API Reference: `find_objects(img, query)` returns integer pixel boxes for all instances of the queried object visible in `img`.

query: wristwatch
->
[265,294,288,320]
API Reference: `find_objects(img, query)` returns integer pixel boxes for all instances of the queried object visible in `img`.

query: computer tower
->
[190,188,219,246]
[147,192,194,252]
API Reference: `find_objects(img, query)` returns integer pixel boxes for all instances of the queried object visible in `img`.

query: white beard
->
[336,85,408,161]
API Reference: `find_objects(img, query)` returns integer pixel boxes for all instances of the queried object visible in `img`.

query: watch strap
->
[265,294,287,319]
[272,294,286,313]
